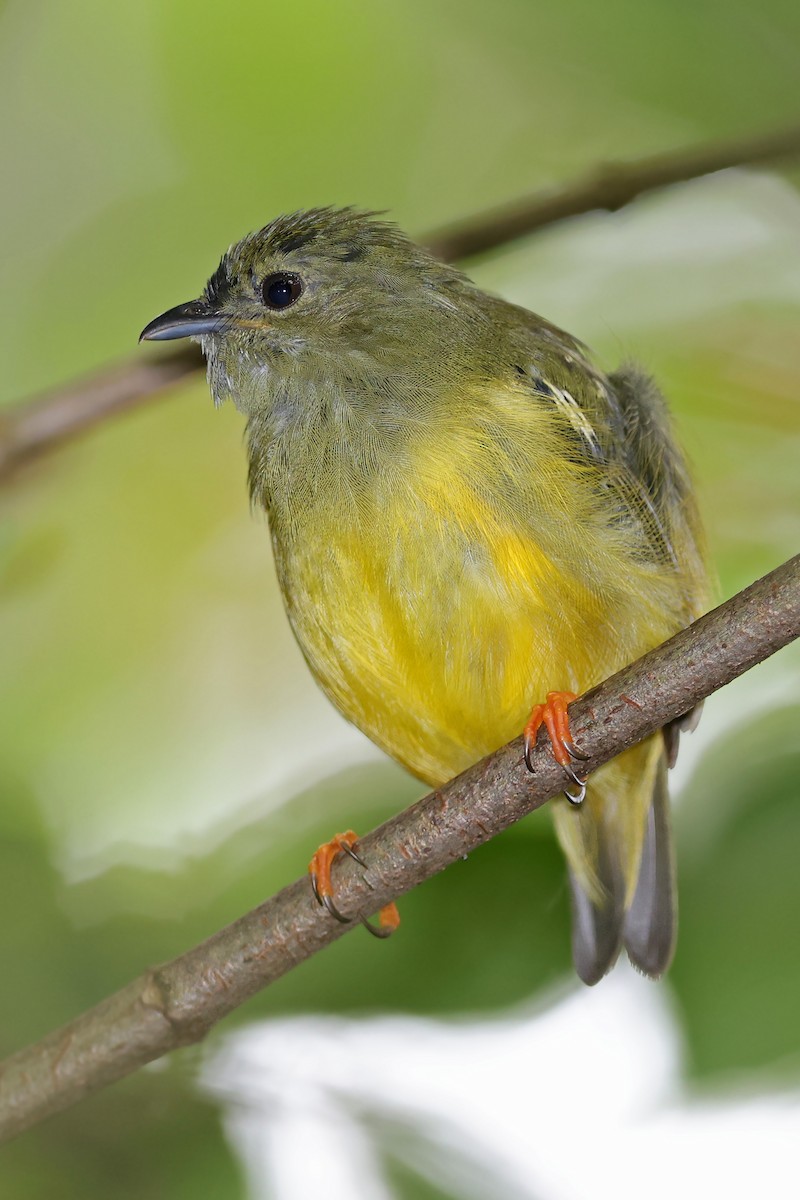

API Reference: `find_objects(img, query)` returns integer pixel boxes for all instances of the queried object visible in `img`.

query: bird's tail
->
[552,736,676,985]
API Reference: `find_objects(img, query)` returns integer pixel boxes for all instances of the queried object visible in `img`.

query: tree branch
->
[424,120,800,261]
[0,554,797,1144]
[2,121,800,482]
[0,348,201,482]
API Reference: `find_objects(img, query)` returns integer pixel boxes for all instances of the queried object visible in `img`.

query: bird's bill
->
[139,299,225,342]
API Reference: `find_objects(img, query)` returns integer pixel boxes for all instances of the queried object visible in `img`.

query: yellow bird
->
[141,208,708,984]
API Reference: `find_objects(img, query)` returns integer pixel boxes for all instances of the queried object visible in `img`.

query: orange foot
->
[308,830,401,939]
[523,690,590,805]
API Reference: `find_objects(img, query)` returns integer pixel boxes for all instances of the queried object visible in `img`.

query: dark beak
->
[139,299,225,343]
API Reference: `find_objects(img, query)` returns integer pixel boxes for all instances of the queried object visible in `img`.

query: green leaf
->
[672,702,800,1079]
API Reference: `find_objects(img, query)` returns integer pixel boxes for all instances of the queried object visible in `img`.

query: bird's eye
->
[261,272,304,310]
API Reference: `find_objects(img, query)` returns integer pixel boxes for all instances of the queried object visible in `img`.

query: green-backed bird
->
[141,207,708,983]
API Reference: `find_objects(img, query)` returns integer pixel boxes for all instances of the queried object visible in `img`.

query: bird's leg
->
[309,830,400,938]
[523,690,590,805]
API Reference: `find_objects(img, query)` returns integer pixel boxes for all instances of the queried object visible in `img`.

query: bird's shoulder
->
[479,292,628,459]
[475,294,705,586]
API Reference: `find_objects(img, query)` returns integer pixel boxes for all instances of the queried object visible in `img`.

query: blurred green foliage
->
[1,0,799,1196]
[674,704,800,1078]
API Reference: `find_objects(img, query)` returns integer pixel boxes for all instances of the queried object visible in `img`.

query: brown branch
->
[425,120,800,261]
[0,554,797,1144]
[0,348,201,481]
[2,120,800,482]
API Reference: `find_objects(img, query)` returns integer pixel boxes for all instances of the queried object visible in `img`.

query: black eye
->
[261,272,303,310]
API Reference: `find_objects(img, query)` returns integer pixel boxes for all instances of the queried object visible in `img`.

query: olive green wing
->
[500,299,706,606]
[606,363,707,607]
[503,310,708,983]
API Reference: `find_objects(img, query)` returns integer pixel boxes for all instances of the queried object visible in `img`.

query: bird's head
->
[141,208,476,417]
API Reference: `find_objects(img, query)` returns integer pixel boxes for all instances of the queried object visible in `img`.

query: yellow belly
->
[266,390,703,915]
[276,458,681,789]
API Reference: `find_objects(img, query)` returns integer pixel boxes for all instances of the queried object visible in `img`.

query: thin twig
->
[0,349,201,481]
[1,121,800,482]
[425,121,800,260]
[0,554,797,1144]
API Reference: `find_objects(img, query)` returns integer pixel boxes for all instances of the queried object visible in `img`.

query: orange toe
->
[523,691,589,804]
[308,830,400,936]
[363,902,401,939]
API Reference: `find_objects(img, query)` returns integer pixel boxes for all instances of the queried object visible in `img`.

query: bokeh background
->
[1,1,799,1196]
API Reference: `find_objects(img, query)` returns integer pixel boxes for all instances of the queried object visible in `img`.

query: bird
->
[141,207,708,984]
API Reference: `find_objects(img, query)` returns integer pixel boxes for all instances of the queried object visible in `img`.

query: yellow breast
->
[273,387,687,788]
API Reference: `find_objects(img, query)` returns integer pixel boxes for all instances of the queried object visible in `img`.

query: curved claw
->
[340,842,367,868]
[360,915,395,938]
[321,891,352,924]
[523,732,536,774]
[563,764,587,806]
[563,739,590,763]
[360,902,401,939]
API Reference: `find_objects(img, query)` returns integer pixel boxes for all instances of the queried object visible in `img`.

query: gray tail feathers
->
[622,760,677,978]
[563,755,676,985]
[567,832,625,986]
[567,867,624,986]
